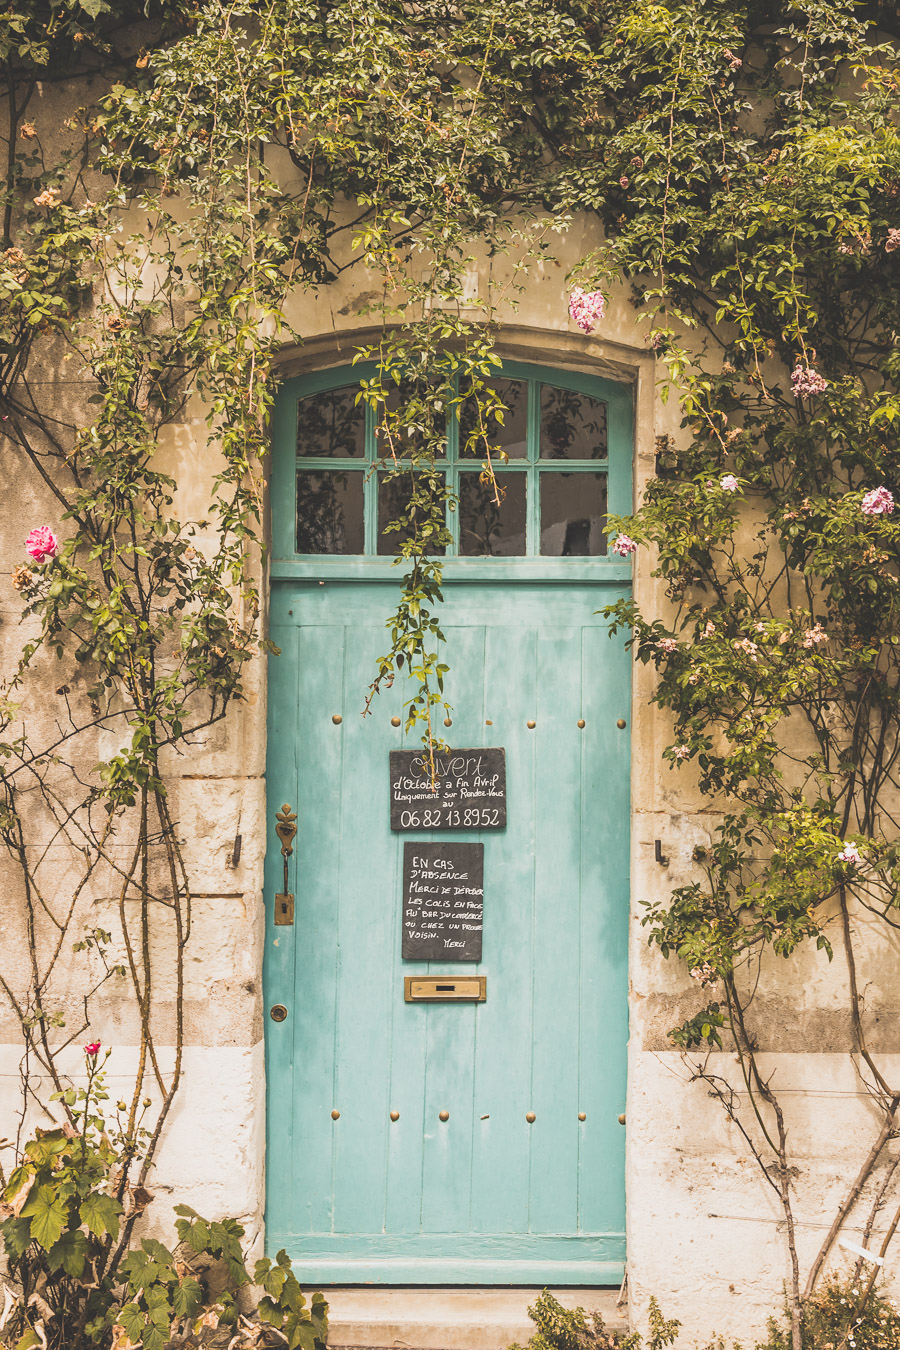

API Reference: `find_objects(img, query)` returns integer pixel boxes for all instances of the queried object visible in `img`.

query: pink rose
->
[720,475,739,492]
[790,365,828,398]
[568,287,606,334]
[611,533,637,557]
[674,745,690,760]
[83,1041,101,1057]
[656,637,678,653]
[25,526,59,561]
[861,486,894,516]
[837,843,862,866]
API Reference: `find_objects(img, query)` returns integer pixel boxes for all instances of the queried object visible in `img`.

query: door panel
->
[264,579,629,1284]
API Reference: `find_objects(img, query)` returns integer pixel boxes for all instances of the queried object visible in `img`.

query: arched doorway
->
[264,360,632,1284]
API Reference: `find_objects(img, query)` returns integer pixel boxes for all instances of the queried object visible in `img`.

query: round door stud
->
[577,719,586,729]
[439,1110,449,1122]
[331,1109,341,1120]
[526,1112,536,1124]
[390,1110,400,1122]
[391,717,401,727]
[332,714,342,725]
[526,720,536,729]
[269,1004,288,1023]
[485,719,493,726]
[618,1112,626,1125]
[578,1112,587,1121]
[617,718,626,729]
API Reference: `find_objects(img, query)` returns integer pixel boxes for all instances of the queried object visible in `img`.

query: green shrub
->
[510,1290,680,1350]
[0,1057,326,1350]
[759,1278,900,1350]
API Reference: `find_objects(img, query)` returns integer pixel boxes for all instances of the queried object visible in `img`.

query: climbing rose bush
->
[611,533,637,557]
[790,365,829,397]
[568,287,606,334]
[861,486,895,515]
[24,525,58,561]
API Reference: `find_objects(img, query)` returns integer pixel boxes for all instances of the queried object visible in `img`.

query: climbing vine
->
[3,1,900,1348]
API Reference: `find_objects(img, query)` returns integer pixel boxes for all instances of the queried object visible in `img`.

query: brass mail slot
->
[405,976,486,1003]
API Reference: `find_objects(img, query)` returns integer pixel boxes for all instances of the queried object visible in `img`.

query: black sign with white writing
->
[390,748,506,830]
[402,843,484,962]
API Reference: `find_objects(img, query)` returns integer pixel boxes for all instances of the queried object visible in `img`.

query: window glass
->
[375,378,449,460]
[296,470,365,553]
[540,386,608,460]
[297,387,366,459]
[540,472,608,556]
[458,378,528,460]
[458,471,526,556]
[377,472,447,556]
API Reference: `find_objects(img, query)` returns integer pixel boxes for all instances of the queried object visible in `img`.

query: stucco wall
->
[2,203,898,1349]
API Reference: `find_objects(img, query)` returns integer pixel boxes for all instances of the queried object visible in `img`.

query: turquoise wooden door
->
[265,363,632,1285]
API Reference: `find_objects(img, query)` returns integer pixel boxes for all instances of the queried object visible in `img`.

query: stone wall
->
[2,205,898,1348]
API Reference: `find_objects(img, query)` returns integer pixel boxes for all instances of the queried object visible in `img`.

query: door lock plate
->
[274,892,295,926]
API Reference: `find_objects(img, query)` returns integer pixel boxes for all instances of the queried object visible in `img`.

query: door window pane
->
[378,472,447,556]
[458,378,528,460]
[297,387,366,458]
[540,386,608,460]
[297,470,365,553]
[375,378,449,460]
[540,472,608,556]
[458,471,526,556]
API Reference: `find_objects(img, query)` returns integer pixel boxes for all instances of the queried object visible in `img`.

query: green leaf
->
[48,1228,89,1277]
[4,1165,32,1204]
[1,1216,33,1259]
[79,1191,122,1239]
[20,1186,68,1251]
[173,1277,203,1318]
[289,1319,318,1350]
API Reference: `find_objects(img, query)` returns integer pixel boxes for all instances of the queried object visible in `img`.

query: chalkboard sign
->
[402,843,484,962]
[390,748,506,830]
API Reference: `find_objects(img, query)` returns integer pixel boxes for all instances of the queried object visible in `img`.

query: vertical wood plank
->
[419,618,483,1234]
[527,617,584,1234]
[469,602,536,1234]
[264,611,299,1244]
[289,616,346,1235]
[331,615,398,1234]
[577,615,629,1236]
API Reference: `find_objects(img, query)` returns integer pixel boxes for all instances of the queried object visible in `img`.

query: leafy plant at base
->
[0,1058,327,1350]
[759,1278,900,1350]
[509,1290,680,1350]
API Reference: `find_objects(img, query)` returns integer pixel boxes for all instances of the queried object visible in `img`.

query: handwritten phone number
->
[398,807,502,829]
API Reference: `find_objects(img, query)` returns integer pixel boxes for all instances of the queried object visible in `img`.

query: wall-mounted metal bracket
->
[655,839,669,866]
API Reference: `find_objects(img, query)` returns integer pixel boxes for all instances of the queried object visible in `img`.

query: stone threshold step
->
[324,1286,628,1350]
